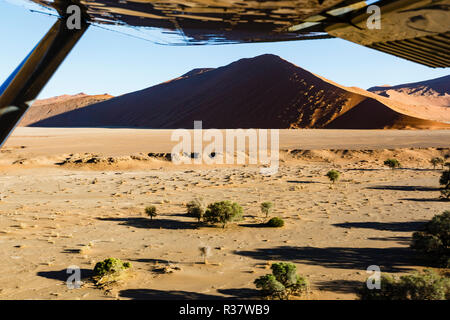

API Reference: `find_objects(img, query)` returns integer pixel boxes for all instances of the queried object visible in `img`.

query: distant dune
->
[368,75,450,123]
[19,93,113,127]
[27,55,450,129]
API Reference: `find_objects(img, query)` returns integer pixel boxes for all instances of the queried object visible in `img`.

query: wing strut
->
[0,15,88,148]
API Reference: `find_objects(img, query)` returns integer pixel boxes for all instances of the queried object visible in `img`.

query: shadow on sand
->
[316,279,363,294]
[119,288,260,300]
[366,185,440,192]
[333,221,426,232]
[234,246,425,272]
[37,268,93,281]
[97,217,199,230]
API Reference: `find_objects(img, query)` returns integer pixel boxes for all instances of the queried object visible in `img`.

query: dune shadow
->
[235,246,424,272]
[316,279,363,294]
[333,221,426,232]
[97,217,199,230]
[37,268,93,281]
[366,185,440,192]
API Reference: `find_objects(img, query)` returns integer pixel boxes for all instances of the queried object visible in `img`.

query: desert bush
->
[384,158,401,169]
[359,270,450,300]
[254,262,308,300]
[326,169,340,183]
[411,210,450,267]
[431,157,445,169]
[186,199,205,223]
[204,201,243,228]
[260,202,274,218]
[93,258,131,277]
[267,217,284,228]
[440,170,450,199]
[145,205,157,220]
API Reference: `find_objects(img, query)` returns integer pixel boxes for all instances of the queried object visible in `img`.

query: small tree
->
[199,246,211,264]
[186,199,205,223]
[430,157,445,169]
[384,158,401,169]
[411,210,450,267]
[260,202,273,218]
[145,205,157,221]
[254,262,308,300]
[326,170,340,184]
[439,170,450,200]
[204,201,243,228]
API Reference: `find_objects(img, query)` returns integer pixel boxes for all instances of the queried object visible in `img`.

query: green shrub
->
[145,205,157,220]
[186,199,205,223]
[267,217,284,228]
[326,170,340,183]
[359,270,450,300]
[384,158,401,169]
[430,157,445,169]
[204,201,243,228]
[254,262,308,300]
[93,258,131,277]
[411,210,450,267]
[260,202,273,218]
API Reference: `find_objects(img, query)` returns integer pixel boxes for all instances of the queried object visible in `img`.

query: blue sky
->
[0,0,448,99]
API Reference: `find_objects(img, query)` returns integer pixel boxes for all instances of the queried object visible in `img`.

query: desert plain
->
[0,127,449,300]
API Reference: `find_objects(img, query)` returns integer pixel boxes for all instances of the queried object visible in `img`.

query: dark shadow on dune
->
[400,197,449,202]
[234,246,424,272]
[119,288,260,300]
[217,288,260,299]
[367,236,411,245]
[316,279,363,294]
[239,223,270,228]
[366,185,439,192]
[287,180,321,184]
[37,268,93,281]
[97,217,199,230]
[333,221,426,232]
[119,289,222,300]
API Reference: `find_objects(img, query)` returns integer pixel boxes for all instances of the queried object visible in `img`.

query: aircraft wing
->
[20,0,450,68]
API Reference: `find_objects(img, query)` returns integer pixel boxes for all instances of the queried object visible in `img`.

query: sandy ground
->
[0,128,449,300]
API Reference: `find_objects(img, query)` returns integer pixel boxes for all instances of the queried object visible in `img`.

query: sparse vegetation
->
[204,201,243,228]
[384,158,401,169]
[145,205,157,220]
[359,270,450,300]
[326,169,340,184]
[431,157,445,169]
[254,262,308,300]
[411,210,450,267]
[260,202,274,218]
[186,199,205,223]
[199,246,211,264]
[267,217,284,228]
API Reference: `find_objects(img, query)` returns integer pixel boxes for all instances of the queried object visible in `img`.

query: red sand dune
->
[27,55,450,129]
[19,93,113,127]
